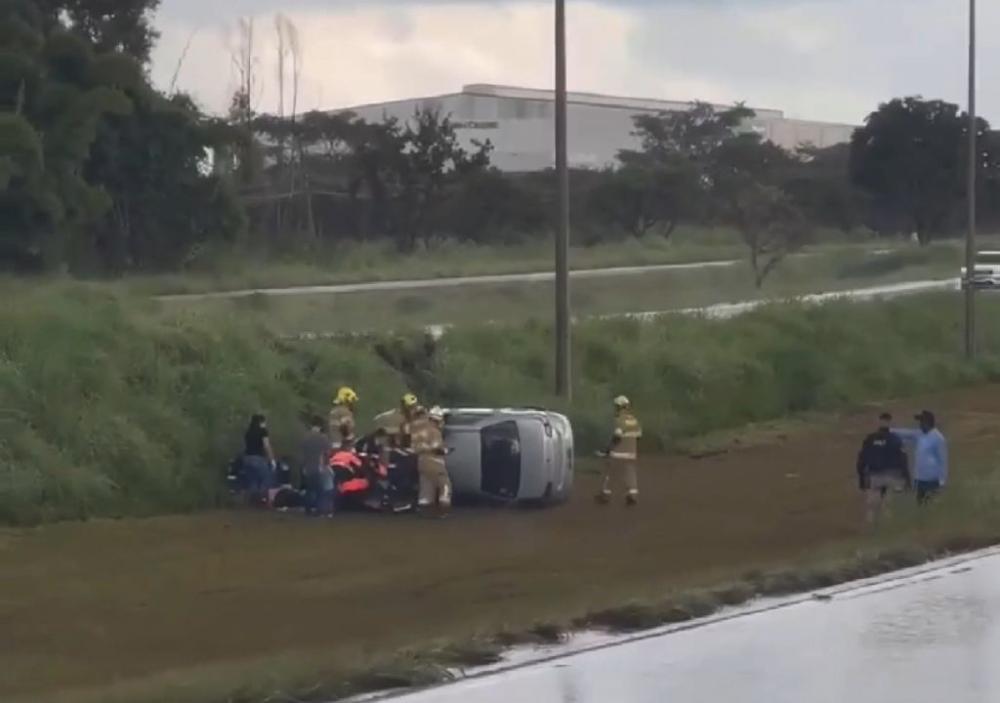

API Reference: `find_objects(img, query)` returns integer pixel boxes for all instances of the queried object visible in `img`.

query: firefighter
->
[411,406,452,517]
[597,395,643,507]
[329,387,359,450]
[371,393,423,493]
[374,393,421,449]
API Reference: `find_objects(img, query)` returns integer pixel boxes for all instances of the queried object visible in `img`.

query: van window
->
[480,421,521,499]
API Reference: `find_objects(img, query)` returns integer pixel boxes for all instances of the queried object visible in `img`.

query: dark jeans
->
[915,479,942,505]
[243,455,273,501]
[305,471,335,516]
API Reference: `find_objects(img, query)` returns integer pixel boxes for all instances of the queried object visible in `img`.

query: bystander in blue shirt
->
[892,410,948,504]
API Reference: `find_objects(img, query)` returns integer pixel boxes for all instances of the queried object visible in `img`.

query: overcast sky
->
[149,0,998,125]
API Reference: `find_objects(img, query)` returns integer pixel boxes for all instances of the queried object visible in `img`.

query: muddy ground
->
[3,386,1000,701]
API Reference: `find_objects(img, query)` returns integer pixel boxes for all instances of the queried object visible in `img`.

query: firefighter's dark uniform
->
[601,411,643,501]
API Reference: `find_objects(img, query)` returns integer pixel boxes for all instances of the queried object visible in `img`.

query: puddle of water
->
[380,551,1000,703]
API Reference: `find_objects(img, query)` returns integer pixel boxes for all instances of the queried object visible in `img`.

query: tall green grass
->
[0,284,406,524]
[2,283,1000,524]
[431,297,1000,450]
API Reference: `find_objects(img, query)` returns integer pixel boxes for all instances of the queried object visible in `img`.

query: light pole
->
[554,0,571,397]
[965,0,977,359]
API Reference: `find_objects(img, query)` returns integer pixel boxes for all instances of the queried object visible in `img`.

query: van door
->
[480,421,522,499]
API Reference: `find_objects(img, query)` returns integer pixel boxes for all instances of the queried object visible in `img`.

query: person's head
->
[878,412,892,431]
[401,392,419,416]
[309,415,324,432]
[915,410,936,433]
[335,386,359,409]
[250,413,267,431]
[613,395,631,414]
[428,406,445,426]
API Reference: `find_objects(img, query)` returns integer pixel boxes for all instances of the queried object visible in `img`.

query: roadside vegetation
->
[3,284,1000,525]
[162,243,962,336]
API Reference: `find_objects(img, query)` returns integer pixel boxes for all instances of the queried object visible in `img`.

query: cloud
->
[150,0,1000,125]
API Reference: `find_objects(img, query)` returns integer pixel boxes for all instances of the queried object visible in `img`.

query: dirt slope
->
[3,385,999,700]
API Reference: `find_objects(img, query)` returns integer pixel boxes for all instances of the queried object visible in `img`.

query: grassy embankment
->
[113,227,971,296]
[161,243,961,336]
[1,274,998,525]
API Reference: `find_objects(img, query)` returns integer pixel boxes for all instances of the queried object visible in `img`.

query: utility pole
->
[554,0,571,397]
[965,0,977,359]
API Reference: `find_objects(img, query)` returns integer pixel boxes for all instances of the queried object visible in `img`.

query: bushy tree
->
[0,0,243,272]
[783,144,868,234]
[0,1,132,269]
[850,97,990,244]
[592,103,757,238]
[588,158,701,238]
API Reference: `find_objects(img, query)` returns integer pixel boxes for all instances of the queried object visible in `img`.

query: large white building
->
[340,84,857,172]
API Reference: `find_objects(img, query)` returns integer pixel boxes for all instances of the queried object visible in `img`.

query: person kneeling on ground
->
[411,406,453,518]
[301,416,333,517]
[856,412,910,524]
[243,414,276,507]
[597,395,643,507]
[892,410,949,505]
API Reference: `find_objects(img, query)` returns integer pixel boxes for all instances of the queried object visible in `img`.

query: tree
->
[711,134,809,287]
[628,102,756,164]
[783,144,868,233]
[724,182,809,288]
[226,17,261,187]
[438,168,547,244]
[0,0,244,272]
[38,0,161,63]
[588,160,700,237]
[601,103,757,236]
[849,97,990,244]
[393,108,492,250]
[0,2,132,269]
[82,91,246,271]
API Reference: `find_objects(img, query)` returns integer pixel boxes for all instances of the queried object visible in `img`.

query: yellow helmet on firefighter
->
[335,387,359,406]
[401,393,419,409]
[613,395,631,409]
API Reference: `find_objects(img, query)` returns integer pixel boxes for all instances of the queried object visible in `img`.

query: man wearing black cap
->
[856,412,909,523]
[892,410,949,504]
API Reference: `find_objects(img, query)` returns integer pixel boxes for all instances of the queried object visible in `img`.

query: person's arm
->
[898,439,912,486]
[598,427,623,457]
[263,435,276,464]
[856,440,870,490]
[938,436,949,486]
[890,428,921,442]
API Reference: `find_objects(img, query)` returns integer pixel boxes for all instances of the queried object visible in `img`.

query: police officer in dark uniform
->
[856,412,910,524]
